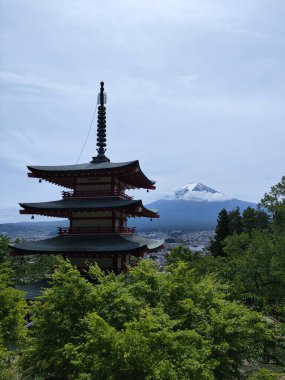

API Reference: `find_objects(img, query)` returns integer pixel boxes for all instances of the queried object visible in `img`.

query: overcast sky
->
[0,0,284,223]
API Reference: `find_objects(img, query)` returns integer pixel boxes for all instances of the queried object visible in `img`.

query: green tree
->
[19,258,94,380]
[165,245,193,265]
[0,262,26,379]
[242,207,257,234]
[247,368,282,380]
[210,208,230,257]
[222,229,285,314]
[261,176,285,227]
[11,254,58,284]
[1,234,58,284]
[163,263,279,379]
[229,207,243,234]
[0,235,10,264]
[255,207,270,230]
[19,259,280,380]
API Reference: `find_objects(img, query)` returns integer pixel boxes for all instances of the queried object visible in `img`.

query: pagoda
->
[10,82,163,273]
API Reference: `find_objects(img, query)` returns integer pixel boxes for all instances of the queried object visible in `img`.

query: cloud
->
[0,71,85,94]
[0,0,284,221]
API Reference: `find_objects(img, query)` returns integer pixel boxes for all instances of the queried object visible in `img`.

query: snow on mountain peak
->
[165,182,233,202]
[176,183,220,195]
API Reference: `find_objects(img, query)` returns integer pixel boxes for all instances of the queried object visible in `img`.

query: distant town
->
[141,230,214,267]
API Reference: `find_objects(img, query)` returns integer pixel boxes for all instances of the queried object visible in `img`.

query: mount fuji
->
[170,183,232,202]
[133,183,256,231]
[0,183,257,235]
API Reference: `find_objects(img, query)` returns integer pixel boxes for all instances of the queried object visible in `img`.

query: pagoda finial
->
[91,81,110,163]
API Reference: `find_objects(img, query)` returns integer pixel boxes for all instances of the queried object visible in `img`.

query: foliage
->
[0,259,26,379]
[221,229,285,311]
[210,207,270,257]
[11,254,58,284]
[18,258,280,380]
[165,245,194,265]
[0,235,58,284]
[260,176,285,225]
[247,368,283,380]
[207,178,285,316]
[2,178,285,379]
[229,207,243,234]
[210,208,230,257]
[0,235,11,264]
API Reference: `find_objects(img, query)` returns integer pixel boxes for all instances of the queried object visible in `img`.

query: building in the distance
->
[10,82,163,273]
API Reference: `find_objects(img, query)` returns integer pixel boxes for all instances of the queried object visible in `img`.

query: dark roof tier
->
[10,234,164,256]
[27,160,155,190]
[19,197,159,219]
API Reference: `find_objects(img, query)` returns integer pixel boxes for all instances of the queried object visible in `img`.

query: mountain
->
[133,183,256,231]
[0,183,256,236]
[0,221,66,238]
[171,183,231,202]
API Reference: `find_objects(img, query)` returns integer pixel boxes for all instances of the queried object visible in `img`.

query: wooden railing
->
[57,227,136,235]
[62,190,133,200]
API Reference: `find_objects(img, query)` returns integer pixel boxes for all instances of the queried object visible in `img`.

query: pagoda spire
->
[91,81,110,163]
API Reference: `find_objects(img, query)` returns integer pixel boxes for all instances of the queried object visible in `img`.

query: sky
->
[0,0,284,223]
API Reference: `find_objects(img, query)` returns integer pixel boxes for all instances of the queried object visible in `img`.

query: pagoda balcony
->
[57,226,136,235]
[62,190,133,200]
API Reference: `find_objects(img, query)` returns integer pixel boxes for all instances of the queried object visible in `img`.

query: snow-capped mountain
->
[168,182,232,202]
[133,183,256,231]
[1,183,257,234]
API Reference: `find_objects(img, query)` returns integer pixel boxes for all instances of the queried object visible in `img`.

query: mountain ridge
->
[0,183,257,235]
[133,182,256,231]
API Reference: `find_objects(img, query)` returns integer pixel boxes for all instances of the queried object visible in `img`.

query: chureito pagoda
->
[10,82,164,273]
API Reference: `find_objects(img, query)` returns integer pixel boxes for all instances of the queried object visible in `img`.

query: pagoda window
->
[73,211,111,218]
[76,177,111,184]
[72,219,112,228]
[75,183,111,192]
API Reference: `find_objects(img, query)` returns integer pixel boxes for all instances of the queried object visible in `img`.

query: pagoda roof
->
[19,197,159,218]
[27,160,156,190]
[10,234,164,256]
[28,160,134,172]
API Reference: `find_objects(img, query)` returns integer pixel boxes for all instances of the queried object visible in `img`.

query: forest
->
[0,177,284,379]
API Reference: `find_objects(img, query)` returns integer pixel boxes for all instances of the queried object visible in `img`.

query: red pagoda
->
[10,82,163,273]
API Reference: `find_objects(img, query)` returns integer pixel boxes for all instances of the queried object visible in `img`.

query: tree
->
[19,258,94,380]
[0,235,10,264]
[242,207,257,234]
[247,368,282,380]
[221,229,285,314]
[228,207,243,234]
[165,245,194,265]
[255,207,270,230]
[19,259,280,379]
[11,253,58,284]
[1,234,58,284]
[0,261,26,379]
[261,176,285,227]
[210,208,230,257]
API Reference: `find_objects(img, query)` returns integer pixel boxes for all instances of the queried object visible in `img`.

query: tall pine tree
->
[242,207,256,234]
[210,208,230,257]
[228,207,243,234]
